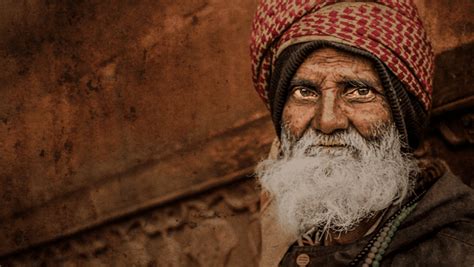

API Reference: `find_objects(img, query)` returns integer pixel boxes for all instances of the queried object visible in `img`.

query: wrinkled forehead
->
[297,47,373,67]
[292,47,382,86]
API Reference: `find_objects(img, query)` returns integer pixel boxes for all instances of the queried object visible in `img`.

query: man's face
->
[257,47,418,237]
[282,47,392,141]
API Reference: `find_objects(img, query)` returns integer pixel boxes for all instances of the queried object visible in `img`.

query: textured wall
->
[0,0,473,265]
[0,0,263,219]
[0,0,267,259]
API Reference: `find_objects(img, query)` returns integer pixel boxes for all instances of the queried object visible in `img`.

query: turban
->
[250,0,434,149]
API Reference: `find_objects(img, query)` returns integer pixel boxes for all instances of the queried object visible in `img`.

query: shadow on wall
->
[425,41,474,187]
[432,41,474,109]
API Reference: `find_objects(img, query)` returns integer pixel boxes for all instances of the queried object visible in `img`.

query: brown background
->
[0,0,473,266]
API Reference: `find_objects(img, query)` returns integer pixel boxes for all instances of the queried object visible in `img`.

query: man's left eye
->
[344,87,375,100]
[356,88,370,95]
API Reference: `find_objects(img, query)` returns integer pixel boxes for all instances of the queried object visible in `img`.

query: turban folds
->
[249,0,434,148]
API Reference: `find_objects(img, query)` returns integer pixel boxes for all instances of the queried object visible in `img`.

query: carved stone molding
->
[0,114,273,257]
[1,179,261,267]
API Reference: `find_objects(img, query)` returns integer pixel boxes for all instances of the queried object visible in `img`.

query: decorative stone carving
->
[1,179,261,267]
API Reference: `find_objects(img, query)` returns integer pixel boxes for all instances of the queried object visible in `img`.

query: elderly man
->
[250,1,473,266]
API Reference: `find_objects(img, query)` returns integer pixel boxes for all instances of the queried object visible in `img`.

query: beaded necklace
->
[349,193,423,266]
[349,159,445,266]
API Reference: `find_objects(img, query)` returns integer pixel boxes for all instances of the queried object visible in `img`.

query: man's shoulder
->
[413,168,473,233]
[415,168,473,220]
[428,170,474,249]
[386,169,474,266]
[387,219,474,266]
[420,169,474,213]
[437,219,474,247]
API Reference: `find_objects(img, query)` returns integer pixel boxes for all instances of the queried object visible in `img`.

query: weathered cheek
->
[344,104,392,137]
[282,103,315,138]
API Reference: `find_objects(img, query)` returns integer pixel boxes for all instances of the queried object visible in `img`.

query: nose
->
[312,92,349,134]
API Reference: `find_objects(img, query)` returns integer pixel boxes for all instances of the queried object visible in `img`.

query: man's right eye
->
[292,87,319,101]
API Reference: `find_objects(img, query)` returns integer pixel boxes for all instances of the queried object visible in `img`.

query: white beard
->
[256,124,418,238]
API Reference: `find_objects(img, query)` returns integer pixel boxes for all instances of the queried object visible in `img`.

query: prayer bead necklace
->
[349,194,422,267]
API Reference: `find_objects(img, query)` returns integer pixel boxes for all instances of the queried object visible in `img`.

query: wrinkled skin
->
[280,47,394,245]
[282,47,392,140]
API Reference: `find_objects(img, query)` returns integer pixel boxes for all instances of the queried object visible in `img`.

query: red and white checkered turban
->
[250,0,434,111]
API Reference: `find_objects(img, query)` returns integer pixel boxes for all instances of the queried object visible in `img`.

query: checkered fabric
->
[250,0,434,111]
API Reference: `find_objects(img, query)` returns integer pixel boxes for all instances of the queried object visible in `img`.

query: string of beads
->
[349,193,423,266]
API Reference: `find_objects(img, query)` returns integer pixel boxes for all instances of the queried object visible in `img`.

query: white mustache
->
[286,127,370,158]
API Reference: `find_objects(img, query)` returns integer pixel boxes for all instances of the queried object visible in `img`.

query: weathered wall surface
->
[415,0,474,53]
[0,0,263,220]
[0,0,472,265]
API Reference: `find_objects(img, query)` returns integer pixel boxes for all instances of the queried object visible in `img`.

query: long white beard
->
[256,124,418,238]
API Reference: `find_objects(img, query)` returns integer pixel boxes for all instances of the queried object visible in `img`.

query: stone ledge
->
[0,114,273,257]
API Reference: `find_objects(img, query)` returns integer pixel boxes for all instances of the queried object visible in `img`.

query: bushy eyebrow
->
[289,78,320,91]
[338,76,383,93]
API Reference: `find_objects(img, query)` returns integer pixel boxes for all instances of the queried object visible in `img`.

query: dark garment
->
[279,170,474,266]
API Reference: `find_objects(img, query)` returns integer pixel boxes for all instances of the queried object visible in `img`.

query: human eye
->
[344,87,376,102]
[291,86,319,101]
